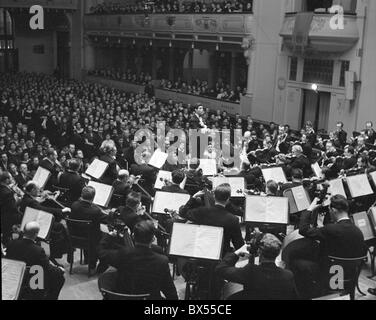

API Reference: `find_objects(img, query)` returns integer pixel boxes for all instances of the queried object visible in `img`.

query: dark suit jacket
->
[58,171,86,203]
[161,184,189,194]
[289,155,312,178]
[299,211,366,258]
[0,184,22,237]
[189,114,204,130]
[39,158,59,189]
[216,253,298,300]
[99,154,118,185]
[15,173,31,189]
[112,180,131,198]
[103,241,178,300]
[70,200,108,244]
[180,203,244,254]
[6,238,50,270]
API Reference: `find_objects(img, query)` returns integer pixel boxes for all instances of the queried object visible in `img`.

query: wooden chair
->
[98,271,150,300]
[326,255,368,300]
[65,218,93,277]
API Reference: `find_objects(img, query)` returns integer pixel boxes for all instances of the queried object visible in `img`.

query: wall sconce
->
[216,44,219,51]
[169,41,172,48]
[191,42,195,49]
[149,40,153,46]
[133,39,136,45]
[311,83,318,92]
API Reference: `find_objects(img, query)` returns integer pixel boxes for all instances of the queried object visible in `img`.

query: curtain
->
[318,92,331,133]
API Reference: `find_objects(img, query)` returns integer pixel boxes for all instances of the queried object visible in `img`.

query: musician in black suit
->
[58,159,86,204]
[70,186,108,272]
[98,220,178,300]
[6,221,65,300]
[39,148,60,190]
[216,234,298,300]
[290,195,367,298]
[0,172,22,244]
[365,121,376,145]
[180,183,244,255]
[334,122,347,148]
[288,145,312,178]
[112,170,132,199]
[119,192,147,232]
[161,169,189,194]
[99,143,119,185]
[15,163,31,189]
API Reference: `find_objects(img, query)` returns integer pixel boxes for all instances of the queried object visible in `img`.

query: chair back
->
[326,255,367,297]
[65,218,92,250]
[283,189,299,214]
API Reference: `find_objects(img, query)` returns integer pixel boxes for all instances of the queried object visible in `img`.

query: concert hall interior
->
[1,0,376,302]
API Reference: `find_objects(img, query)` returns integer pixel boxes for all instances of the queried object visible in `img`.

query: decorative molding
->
[194,17,218,31]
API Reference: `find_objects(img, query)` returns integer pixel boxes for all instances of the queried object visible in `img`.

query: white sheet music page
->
[371,171,376,187]
[198,159,217,176]
[211,177,245,197]
[262,167,287,184]
[311,162,323,178]
[346,174,373,198]
[245,196,288,224]
[85,159,108,180]
[154,171,172,190]
[169,223,196,257]
[2,259,26,301]
[152,191,191,213]
[194,225,223,260]
[21,207,54,239]
[33,167,51,189]
[291,186,311,211]
[148,149,168,169]
[88,181,113,207]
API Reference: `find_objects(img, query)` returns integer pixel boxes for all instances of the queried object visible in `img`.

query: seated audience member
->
[15,163,31,188]
[161,169,188,194]
[70,186,108,273]
[98,220,178,300]
[216,234,298,300]
[58,159,86,204]
[6,222,65,300]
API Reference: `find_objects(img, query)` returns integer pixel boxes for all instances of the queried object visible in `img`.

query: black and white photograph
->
[1,0,375,307]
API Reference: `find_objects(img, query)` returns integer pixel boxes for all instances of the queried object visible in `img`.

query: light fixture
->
[149,40,153,46]
[133,39,136,45]
[216,44,219,51]
[169,41,172,48]
[191,42,195,49]
[311,83,318,91]
[118,38,121,44]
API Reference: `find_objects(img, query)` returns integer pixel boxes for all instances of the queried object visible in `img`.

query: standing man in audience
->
[334,122,347,148]
[216,234,298,300]
[15,163,31,189]
[6,222,65,300]
[40,148,60,189]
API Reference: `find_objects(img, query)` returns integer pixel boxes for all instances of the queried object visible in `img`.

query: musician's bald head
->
[23,221,40,240]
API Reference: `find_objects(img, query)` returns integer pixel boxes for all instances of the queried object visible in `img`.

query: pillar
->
[168,47,174,81]
[230,51,237,89]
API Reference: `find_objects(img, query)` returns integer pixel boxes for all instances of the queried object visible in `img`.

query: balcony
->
[280,13,359,53]
[84,13,254,43]
[0,0,78,10]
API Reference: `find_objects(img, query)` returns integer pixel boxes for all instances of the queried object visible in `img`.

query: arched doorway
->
[0,8,17,72]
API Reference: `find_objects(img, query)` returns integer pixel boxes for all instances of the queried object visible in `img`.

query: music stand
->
[152,191,191,214]
[33,167,51,190]
[2,259,26,300]
[261,167,287,184]
[85,159,109,180]
[346,174,373,198]
[21,207,55,240]
[210,177,245,198]
[87,181,114,207]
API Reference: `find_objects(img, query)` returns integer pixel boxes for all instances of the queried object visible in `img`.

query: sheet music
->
[323,179,347,206]
[152,191,191,213]
[245,196,289,224]
[169,223,223,260]
[2,259,26,301]
[154,170,172,190]
[88,181,113,207]
[291,186,311,211]
[21,207,54,240]
[210,177,245,197]
[346,174,373,198]
[148,149,168,169]
[85,159,109,180]
[262,167,287,184]
[352,212,375,241]
[100,224,110,234]
[311,162,323,178]
[369,207,376,231]
[199,159,217,176]
[33,167,51,189]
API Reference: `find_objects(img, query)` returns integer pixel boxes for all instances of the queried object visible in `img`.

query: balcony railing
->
[84,13,254,39]
[0,0,78,10]
[280,13,359,53]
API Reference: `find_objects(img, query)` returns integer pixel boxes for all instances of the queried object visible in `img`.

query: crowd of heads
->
[89,0,253,15]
